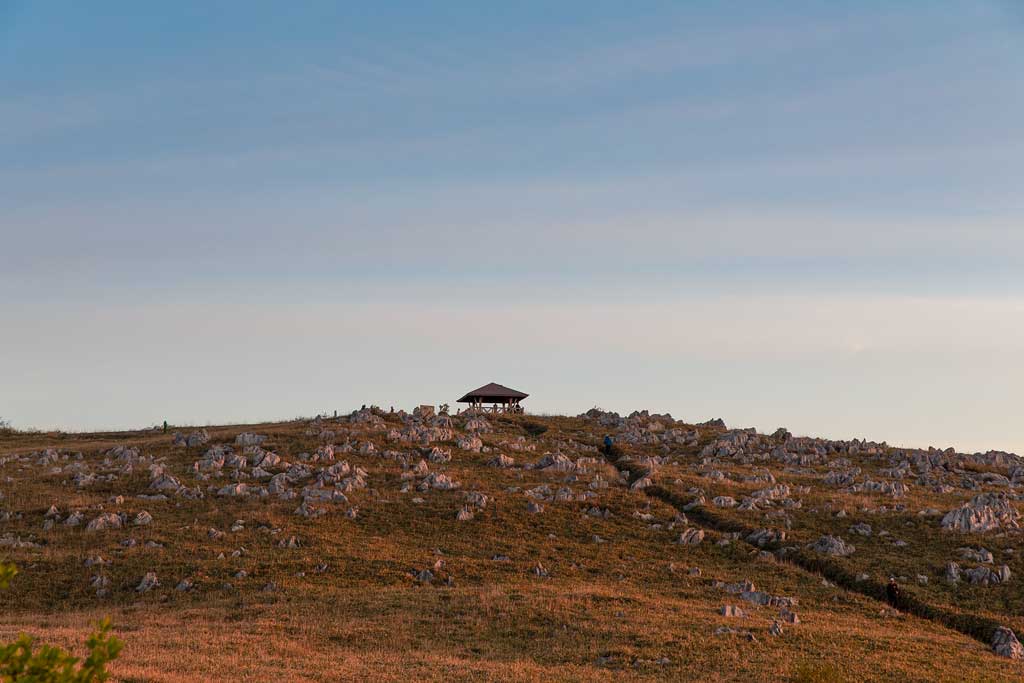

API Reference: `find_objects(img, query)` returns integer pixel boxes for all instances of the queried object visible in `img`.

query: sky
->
[2,1,1024,453]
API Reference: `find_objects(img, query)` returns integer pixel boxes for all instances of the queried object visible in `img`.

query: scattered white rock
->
[808,535,855,557]
[678,528,705,546]
[133,510,153,526]
[993,627,1024,659]
[136,572,159,593]
[86,513,124,532]
[235,433,266,447]
[487,454,515,468]
[941,494,1021,534]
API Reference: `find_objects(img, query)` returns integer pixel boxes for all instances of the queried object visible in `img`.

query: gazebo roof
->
[457,382,529,403]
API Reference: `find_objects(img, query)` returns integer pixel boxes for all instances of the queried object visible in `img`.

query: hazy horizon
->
[3,2,1024,454]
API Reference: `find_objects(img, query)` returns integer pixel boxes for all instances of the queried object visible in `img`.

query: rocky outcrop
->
[941,494,1021,534]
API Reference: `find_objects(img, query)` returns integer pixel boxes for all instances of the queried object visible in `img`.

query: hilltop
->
[1,407,1023,682]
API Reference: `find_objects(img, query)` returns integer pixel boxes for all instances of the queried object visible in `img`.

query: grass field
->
[1,410,1022,681]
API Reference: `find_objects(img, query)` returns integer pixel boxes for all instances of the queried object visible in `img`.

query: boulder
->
[630,475,653,491]
[150,474,183,493]
[465,491,488,509]
[217,483,249,497]
[992,627,1024,659]
[413,405,435,419]
[966,564,1012,585]
[427,447,451,464]
[534,453,575,472]
[455,435,483,452]
[746,529,786,547]
[418,472,460,491]
[185,430,210,448]
[133,511,153,526]
[86,513,124,532]
[136,572,159,593]
[941,494,1021,534]
[487,454,515,468]
[235,433,266,447]
[808,535,855,557]
[678,528,705,546]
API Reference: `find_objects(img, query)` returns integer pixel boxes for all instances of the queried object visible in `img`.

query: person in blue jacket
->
[603,435,614,453]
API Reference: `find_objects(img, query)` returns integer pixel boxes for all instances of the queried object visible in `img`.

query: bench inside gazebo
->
[457,382,528,414]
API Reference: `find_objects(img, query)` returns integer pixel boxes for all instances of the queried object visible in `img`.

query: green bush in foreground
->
[0,563,122,682]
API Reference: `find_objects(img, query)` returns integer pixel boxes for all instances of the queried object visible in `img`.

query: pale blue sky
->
[2,2,1024,453]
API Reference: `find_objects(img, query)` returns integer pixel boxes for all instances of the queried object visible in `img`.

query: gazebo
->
[457,382,528,414]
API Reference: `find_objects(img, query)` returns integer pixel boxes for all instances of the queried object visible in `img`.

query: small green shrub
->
[523,421,548,437]
[791,661,846,683]
[0,563,15,589]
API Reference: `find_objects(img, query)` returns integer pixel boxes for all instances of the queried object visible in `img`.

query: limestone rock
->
[992,627,1023,659]
[136,572,159,593]
[487,454,515,468]
[746,529,785,547]
[465,491,488,509]
[217,483,249,497]
[966,564,1012,585]
[808,535,855,557]
[941,494,1021,534]
[278,535,301,549]
[235,433,266,447]
[626,473,651,491]
[535,453,575,472]
[133,510,153,526]
[456,435,483,452]
[678,528,705,546]
[86,513,124,532]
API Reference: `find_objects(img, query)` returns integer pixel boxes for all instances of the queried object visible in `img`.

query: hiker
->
[886,577,902,607]
[603,435,614,454]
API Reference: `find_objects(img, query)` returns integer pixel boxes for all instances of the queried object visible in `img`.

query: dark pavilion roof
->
[457,382,529,403]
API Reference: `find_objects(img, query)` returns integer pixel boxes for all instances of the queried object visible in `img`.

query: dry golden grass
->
[1,413,1021,681]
